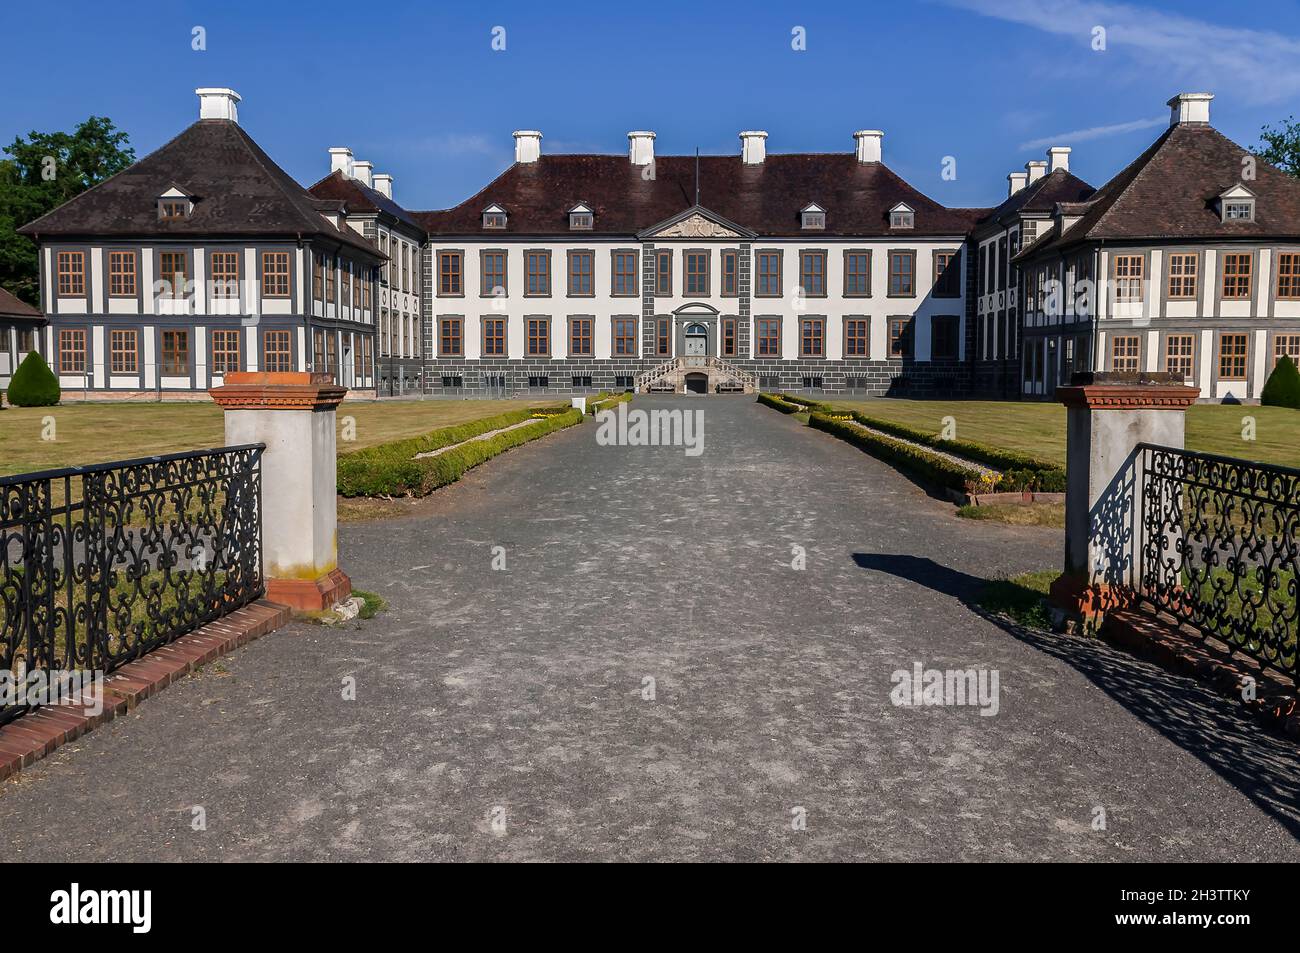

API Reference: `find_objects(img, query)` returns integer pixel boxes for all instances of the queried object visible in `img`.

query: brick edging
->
[1100,608,1300,739]
[0,599,292,782]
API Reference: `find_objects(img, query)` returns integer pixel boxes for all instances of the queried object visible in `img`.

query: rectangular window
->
[313,255,324,302]
[261,251,290,297]
[721,250,738,297]
[931,315,959,360]
[656,318,670,356]
[211,251,240,298]
[756,252,782,297]
[613,317,637,356]
[159,251,188,299]
[351,266,361,309]
[569,317,592,356]
[655,250,672,296]
[1167,253,1198,299]
[1111,334,1141,372]
[1218,332,1248,379]
[721,317,737,356]
[1113,255,1144,303]
[844,251,871,296]
[1275,333,1300,366]
[59,328,86,372]
[325,258,335,303]
[612,251,638,297]
[799,317,824,357]
[527,316,549,355]
[799,251,826,297]
[108,250,137,297]
[212,329,240,374]
[844,318,869,357]
[526,251,551,296]
[325,333,337,381]
[1165,333,1195,380]
[756,317,781,356]
[685,251,709,296]
[1277,253,1300,300]
[889,318,912,358]
[109,329,137,374]
[1221,253,1252,299]
[934,251,960,297]
[567,251,593,296]
[482,317,506,356]
[438,251,463,296]
[481,251,506,297]
[439,317,463,356]
[161,329,189,375]
[888,251,915,297]
[56,251,85,297]
[263,330,292,372]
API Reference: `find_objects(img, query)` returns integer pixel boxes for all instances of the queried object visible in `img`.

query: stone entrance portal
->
[685,372,709,394]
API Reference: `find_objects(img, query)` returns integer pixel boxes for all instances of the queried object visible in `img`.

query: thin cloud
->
[1018,114,1165,150]
[944,0,1300,104]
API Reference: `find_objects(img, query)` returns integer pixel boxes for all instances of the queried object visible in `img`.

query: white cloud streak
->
[945,0,1300,104]
[1017,114,1165,150]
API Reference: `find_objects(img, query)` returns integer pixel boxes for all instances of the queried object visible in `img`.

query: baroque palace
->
[10,87,1300,402]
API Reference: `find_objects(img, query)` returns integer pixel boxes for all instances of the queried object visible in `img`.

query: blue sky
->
[5,0,1300,211]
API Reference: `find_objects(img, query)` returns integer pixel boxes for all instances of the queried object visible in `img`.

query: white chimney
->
[740,130,768,165]
[373,173,393,199]
[196,87,240,123]
[1168,92,1213,126]
[628,131,656,166]
[353,160,373,188]
[328,147,354,177]
[853,130,883,164]
[1007,171,1028,197]
[513,130,542,164]
[1025,160,1047,184]
[1047,146,1071,173]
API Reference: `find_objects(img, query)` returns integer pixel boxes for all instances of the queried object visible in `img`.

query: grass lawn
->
[827,398,1300,469]
[0,398,534,477]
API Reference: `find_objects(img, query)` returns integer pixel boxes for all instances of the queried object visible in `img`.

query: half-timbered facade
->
[17,89,384,398]
[0,287,45,391]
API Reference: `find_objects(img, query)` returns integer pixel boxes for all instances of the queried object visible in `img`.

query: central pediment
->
[638,205,756,240]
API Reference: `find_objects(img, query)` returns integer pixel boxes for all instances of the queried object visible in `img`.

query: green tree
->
[6,351,60,406]
[1259,116,1300,177]
[0,117,134,305]
[1261,354,1300,409]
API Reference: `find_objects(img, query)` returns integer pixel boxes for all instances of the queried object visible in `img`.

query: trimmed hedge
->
[1262,355,1300,409]
[846,410,1056,473]
[7,351,60,407]
[776,393,833,413]
[337,406,582,497]
[589,391,633,415]
[757,392,801,414]
[810,412,997,494]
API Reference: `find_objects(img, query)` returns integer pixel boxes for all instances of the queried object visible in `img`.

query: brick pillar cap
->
[1058,371,1199,410]
[209,372,348,410]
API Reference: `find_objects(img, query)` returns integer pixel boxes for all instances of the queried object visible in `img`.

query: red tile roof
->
[415,153,987,238]
[0,287,41,320]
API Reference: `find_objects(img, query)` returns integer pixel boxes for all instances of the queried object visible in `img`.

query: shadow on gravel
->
[853,551,1300,841]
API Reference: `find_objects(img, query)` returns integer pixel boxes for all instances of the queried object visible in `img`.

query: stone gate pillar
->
[209,371,352,611]
[1049,371,1198,620]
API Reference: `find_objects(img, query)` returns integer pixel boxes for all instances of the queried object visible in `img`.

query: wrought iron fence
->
[1137,444,1299,683]
[0,445,264,724]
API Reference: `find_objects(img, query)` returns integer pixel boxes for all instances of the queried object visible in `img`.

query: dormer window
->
[1218,185,1255,223]
[801,203,826,230]
[157,187,193,221]
[482,203,507,229]
[568,203,594,230]
[889,203,914,229]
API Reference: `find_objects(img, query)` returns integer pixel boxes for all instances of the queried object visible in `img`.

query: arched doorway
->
[684,372,709,394]
[683,322,708,358]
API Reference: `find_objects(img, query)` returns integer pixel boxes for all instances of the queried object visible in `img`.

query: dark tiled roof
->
[1018,123,1300,260]
[976,168,1094,231]
[308,170,424,233]
[414,153,986,237]
[18,120,380,257]
[0,287,42,321]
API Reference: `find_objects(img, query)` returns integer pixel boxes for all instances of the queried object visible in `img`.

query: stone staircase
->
[634,356,756,394]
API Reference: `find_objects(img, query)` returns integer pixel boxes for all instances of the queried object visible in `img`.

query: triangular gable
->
[638,204,756,240]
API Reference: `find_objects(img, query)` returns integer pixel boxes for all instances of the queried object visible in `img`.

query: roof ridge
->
[1083,124,1176,236]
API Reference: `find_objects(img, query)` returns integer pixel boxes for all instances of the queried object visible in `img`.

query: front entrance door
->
[685,372,708,394]
[684,322,708,366]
